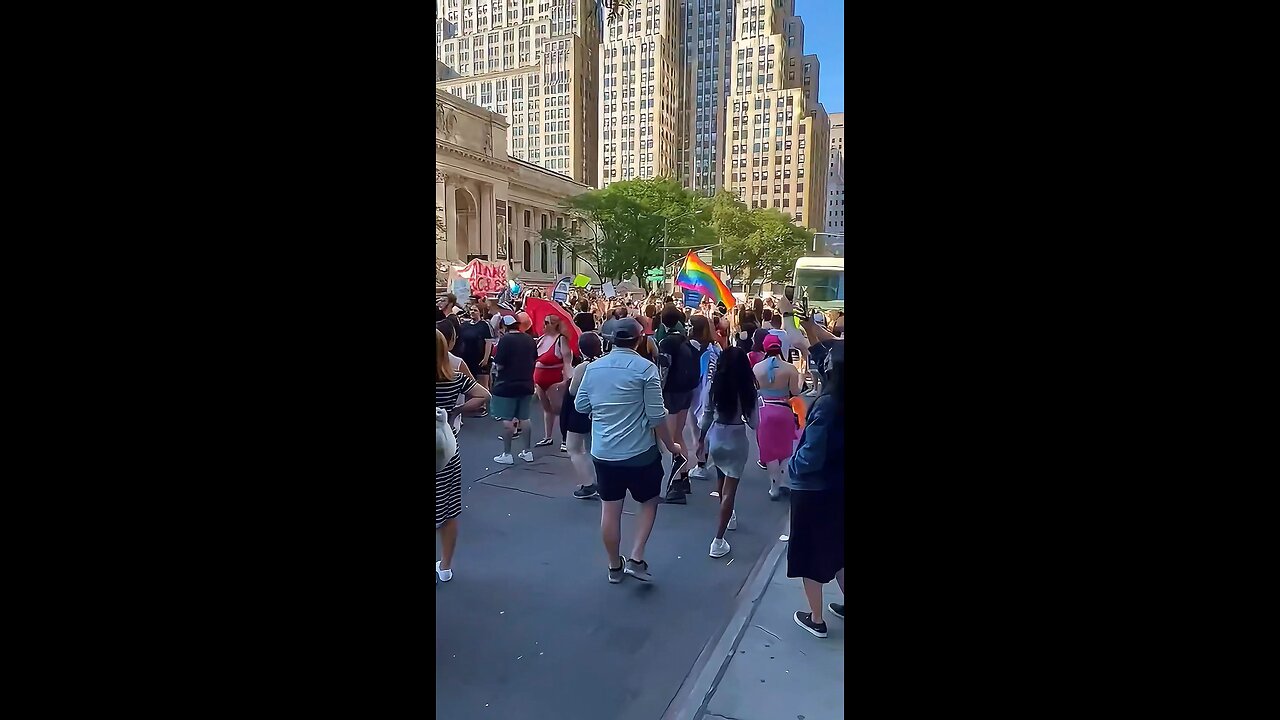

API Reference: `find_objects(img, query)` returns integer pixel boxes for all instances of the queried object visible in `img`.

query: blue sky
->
[795,0,844,114]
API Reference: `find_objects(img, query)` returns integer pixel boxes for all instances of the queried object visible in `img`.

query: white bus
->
[792,256,844,312]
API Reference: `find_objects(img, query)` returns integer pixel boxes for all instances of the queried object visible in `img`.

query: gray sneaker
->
[608,556,625,584]
[624,558,652,582]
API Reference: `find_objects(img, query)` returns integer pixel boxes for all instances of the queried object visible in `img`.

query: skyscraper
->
[723,0,829,231]
[825,111,844,240]
[435,0,600,186]
[681,0,735,195]
[598,0,686,187]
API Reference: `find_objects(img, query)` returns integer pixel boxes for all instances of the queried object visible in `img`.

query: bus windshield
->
[794,268,844,302]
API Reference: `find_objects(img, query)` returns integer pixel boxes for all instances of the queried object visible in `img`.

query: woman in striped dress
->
[436,329,490,583]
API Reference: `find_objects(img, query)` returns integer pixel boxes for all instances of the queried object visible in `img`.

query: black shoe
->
[794,611,828,638]
[608,556,625,584]
[828,603,845,619]
[663,486,687,504]
[667,453,688,485]
[573,484,599,499]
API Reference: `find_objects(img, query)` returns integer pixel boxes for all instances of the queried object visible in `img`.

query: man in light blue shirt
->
[576,317,686,584]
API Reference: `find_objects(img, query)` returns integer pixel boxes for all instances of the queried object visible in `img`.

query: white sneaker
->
[709,537,731,558]
[494,453,514,465]
[727,511,738,531]
[436,561,453,582]
[689,464,706,479]
[518,450,535,463]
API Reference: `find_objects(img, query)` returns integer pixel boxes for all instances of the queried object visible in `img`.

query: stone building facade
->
[436,0,600,186]
[825,110,844,240]
[598,0,687,186]
[722,0,830,232]
[436,89,597,291]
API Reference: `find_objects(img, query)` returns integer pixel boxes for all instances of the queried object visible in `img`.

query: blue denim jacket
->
[788,395,844,491]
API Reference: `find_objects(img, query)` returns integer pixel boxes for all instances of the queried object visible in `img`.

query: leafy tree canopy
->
[549,178,714,283]
[709,191,812,284]
[541,180,812,287]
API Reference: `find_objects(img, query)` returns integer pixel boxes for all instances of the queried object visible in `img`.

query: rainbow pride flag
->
[675,251,735,310]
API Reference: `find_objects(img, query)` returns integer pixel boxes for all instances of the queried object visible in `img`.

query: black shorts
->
[663,387,695,413]
[560,391,591,435]
[594,451,663,503]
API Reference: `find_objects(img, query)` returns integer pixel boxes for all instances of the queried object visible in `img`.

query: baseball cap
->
[762,334,782,351]
[500,314,517,327]
[612,317,644,341]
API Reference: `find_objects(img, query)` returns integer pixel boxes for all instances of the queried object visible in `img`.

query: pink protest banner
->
[455,259,509,296]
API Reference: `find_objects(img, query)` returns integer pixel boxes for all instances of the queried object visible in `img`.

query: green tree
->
[712,191,812,286]
[553,178,714,283]
[539,226,604,280]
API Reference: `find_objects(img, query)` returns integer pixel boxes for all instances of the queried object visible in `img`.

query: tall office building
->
[723,0,830,231]
[681,0,735,195]
[598,0,686,187]
[824,111,844,240]
[435,0,600,186]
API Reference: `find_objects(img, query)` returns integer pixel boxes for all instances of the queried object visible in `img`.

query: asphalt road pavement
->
[436,413,793,720]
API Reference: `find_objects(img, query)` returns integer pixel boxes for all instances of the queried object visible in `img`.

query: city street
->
[436,414,793,720]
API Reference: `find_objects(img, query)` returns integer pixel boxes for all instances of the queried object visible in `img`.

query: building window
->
[540,242,548,273]
[556,243,564,273]
[523,240,532,269]
[524,209,532,227]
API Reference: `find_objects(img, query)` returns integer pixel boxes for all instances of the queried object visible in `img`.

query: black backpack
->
[664,333,704,392]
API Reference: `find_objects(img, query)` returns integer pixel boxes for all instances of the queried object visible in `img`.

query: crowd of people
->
[435,285,846,639]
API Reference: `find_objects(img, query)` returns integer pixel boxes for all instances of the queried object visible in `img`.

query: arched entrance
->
[454,187,480,260]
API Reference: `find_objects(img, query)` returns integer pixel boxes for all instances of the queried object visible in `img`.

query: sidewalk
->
[671,529,846,720]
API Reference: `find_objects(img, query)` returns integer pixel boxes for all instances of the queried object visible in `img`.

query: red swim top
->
[536,335,564,367]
